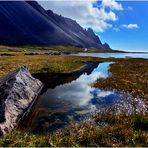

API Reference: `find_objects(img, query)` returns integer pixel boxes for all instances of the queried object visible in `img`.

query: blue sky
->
[97,1,148,51]
[39,1,148,52]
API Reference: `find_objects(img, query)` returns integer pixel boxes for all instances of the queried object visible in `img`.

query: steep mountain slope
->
[0,1,111,49]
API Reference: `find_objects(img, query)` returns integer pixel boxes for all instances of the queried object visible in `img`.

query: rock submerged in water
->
[0,66,43,135]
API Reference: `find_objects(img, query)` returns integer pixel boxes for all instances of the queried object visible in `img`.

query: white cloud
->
[102,0,123,10]
[38,0,123,32]
[121,24,139,29]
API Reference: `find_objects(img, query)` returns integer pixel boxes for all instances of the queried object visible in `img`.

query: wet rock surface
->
[0,66,43,135]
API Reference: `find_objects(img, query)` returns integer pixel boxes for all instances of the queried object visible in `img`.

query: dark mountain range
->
[0,1,111,49]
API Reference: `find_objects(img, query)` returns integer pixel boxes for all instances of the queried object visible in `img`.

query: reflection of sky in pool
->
[42,62,121,108]
[30,62,123,134]
[41,62,121,112]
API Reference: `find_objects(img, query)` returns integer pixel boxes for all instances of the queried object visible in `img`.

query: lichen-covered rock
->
[0,66,43,135]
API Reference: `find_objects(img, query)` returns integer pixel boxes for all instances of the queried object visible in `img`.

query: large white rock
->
[0,66,43,135]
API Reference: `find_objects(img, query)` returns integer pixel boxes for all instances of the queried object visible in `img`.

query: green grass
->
[0,131,50,147]
[0,55,104,77]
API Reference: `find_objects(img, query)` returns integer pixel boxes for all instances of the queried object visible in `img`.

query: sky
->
[38,0,148,52]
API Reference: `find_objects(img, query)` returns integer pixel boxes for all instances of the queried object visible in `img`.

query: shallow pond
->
[20,62,126,134]
[71,52,148,59]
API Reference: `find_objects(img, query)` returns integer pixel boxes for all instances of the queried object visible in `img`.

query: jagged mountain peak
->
[0,1,111,50]
[103,43,111,50]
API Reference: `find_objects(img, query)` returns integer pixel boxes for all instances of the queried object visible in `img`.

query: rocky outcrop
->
[0,66,43,135]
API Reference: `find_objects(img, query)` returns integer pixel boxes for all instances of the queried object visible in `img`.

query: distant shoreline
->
[0,45,148,54]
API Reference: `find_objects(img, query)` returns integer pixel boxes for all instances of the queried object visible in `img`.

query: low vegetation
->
[0,49,147,147]
[94,58,148,100]
[42,45,121,53]
[51,113,148,147]
[0,45,123,55]
[0,132,50,147]
[0,112,147,147]
[0,55,103,77]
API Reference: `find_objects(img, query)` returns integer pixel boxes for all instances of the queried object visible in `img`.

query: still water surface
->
[21,53,148,134]
[26,62,123,134]
[71,52,148,59]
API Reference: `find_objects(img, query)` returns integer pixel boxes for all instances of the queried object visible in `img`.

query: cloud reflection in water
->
[29,62,124,134]
[41,62,121,111]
